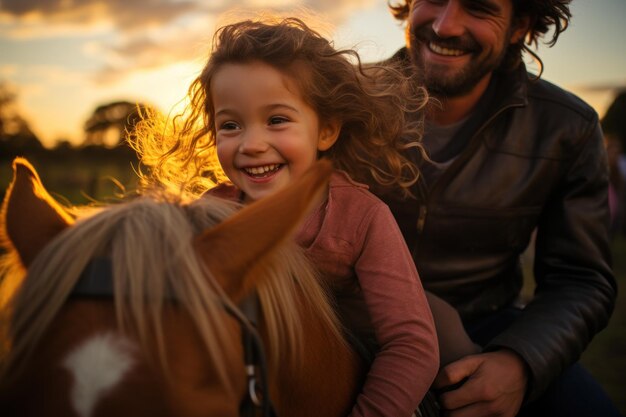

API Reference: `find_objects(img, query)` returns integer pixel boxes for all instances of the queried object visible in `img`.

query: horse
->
[0,158,365,417]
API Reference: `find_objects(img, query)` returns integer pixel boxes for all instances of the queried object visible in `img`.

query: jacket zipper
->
[416,100,525,235]
[416,205,428,234]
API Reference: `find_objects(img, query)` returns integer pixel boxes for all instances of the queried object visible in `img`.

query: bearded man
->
[375,1,621,416]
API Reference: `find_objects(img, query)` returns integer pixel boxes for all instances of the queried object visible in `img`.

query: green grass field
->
[522,237,625,414]
[581,237,626,414]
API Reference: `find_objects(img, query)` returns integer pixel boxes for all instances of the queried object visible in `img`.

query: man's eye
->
[466,0,499,15]
[269,116,289,125]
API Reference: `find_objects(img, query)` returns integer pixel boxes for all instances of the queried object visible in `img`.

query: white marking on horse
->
[63,333,136,417]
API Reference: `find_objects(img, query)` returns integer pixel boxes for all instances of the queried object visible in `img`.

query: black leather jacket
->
[376,50,617,400]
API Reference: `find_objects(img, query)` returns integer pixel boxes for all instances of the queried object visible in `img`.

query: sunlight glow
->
[0,0,624,148]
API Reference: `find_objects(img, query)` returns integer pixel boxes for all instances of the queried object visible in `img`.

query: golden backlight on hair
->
[132,13,429,199]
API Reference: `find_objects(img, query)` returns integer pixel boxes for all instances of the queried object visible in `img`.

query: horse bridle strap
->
[72,258,115,297]
[71,258,278,417]
[225,294,278,417]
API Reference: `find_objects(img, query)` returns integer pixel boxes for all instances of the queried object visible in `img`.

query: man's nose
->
[432,1,465,38]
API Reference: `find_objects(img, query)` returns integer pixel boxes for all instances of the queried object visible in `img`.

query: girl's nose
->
[238,129,269,154]
[432,1,465,39]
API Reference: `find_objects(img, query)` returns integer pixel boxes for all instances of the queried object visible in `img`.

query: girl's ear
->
[317,120,341,152]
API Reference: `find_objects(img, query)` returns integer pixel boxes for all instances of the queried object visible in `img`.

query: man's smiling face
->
[407,0,519,97]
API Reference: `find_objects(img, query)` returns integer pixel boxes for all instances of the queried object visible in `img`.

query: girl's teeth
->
[245,164,279,175]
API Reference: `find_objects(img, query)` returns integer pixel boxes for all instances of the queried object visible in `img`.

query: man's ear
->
[317,120,341,152]
[510,15,531,44]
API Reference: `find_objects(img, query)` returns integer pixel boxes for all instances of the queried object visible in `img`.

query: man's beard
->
[408,26,509,98]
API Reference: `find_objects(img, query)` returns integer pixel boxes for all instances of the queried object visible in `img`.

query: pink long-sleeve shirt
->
[209,170,438,417]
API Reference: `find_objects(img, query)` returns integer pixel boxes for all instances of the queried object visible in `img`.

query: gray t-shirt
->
[421,116,469,185]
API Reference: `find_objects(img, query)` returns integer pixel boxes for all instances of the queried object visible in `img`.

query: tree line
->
[0,81,157,163]
[0,81,160,203]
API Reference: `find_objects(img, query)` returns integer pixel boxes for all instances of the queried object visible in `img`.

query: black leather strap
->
[71,258,115,298]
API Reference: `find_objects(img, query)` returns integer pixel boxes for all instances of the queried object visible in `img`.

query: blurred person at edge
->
[602,91,626,237]
[372,1,620,416]
[604,131,625,237]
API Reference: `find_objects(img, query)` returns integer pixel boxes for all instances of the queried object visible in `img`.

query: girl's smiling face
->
[212,60,339,203]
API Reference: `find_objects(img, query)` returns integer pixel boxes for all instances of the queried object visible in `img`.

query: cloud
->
[0,64,18,78]
[1,0,372,33]
[89,12,216,84]
[91,0,375,83]
[0,0,373,34]
[0,0,199,32]
[5,64,89,103]
[0,0,382,146]
[1,0,377,83]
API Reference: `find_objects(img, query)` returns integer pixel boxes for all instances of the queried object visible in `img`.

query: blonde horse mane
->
[0,192,345,388]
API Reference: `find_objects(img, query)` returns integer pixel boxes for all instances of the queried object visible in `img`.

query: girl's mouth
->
[243,164,283,178]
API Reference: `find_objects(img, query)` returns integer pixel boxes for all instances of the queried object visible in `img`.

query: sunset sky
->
[1,0,625,148]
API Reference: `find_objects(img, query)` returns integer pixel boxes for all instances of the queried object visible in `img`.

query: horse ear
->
[1,158,74,267]
[194,159,333,301]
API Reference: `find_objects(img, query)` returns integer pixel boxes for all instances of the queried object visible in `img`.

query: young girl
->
[136,16,439,417]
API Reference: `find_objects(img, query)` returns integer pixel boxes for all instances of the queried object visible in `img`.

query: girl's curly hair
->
[388,0,572,76]
[131,16,428,198]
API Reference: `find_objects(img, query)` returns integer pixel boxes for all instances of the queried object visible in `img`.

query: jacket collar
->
[491,65,528,112]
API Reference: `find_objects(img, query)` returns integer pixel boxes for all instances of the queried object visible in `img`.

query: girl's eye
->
[269,116,289,125]
[220,121,240,130]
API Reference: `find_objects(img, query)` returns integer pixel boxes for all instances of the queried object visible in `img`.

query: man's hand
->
[433,349,529,417]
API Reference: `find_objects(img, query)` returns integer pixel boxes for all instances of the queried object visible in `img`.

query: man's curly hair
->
[388,0,572,76]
